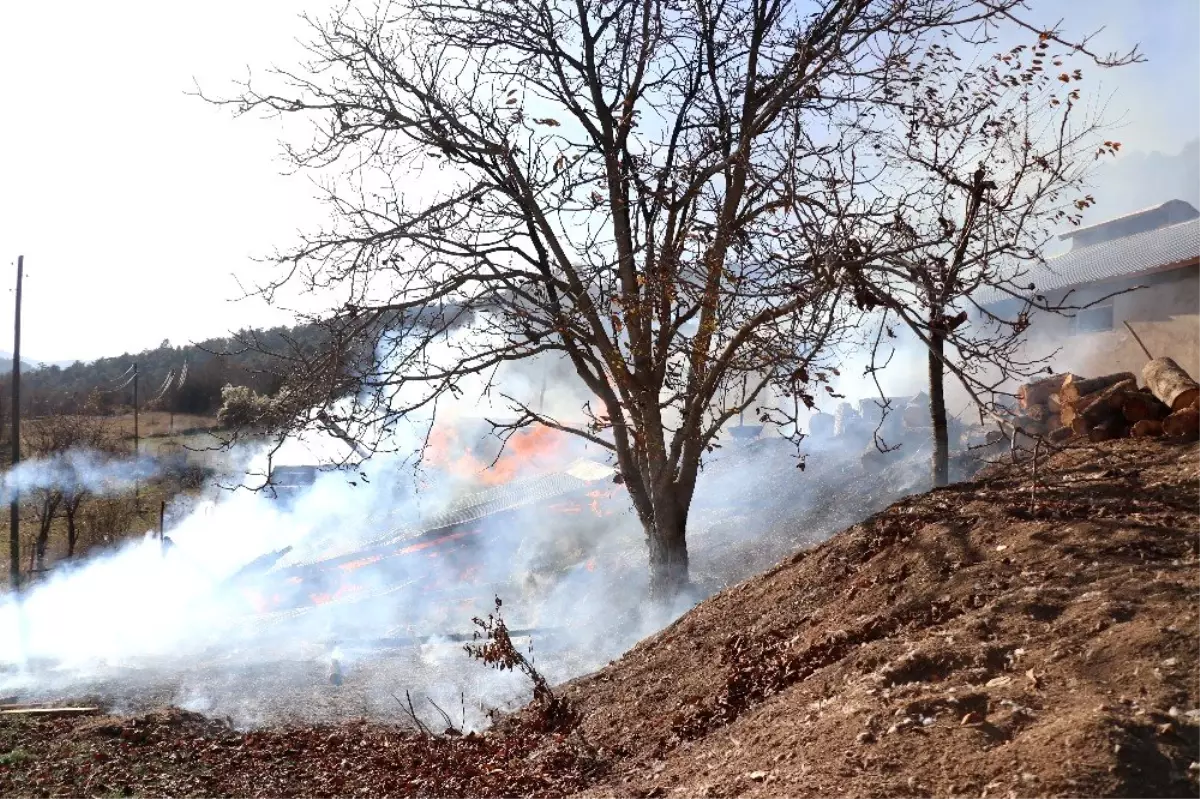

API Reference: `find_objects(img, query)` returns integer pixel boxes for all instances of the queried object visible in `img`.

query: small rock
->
[1168,706,1182,718]
[856,731,875,745]
[961,711,984,726]
[1163,658,1179,668]
[748,771,767,782]
[1157,723,1175,736]
[985,676,1012,688]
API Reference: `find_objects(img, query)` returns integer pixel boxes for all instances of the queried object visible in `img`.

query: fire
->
[310,582,365,606]
[425,424,566,485]
[396,529,473,556]
[338,554,383,573]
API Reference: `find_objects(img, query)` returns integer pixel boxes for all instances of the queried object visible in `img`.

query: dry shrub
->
[80,496,140,554]
[464,596,575,732]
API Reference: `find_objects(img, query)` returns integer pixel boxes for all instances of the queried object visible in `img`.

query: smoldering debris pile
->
[1012,356,1200,443]
[805,394,976,476]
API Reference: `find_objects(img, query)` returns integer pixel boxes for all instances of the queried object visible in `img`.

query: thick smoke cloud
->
[0,318,963,729]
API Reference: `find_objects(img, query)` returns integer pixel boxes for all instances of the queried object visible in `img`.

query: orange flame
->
[310,582,364,606]
[338,554,384,573]
[426,425,567,485]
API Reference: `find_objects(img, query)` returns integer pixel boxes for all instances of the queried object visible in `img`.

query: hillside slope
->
[1,437,1196,798]
[556,437,1199,797]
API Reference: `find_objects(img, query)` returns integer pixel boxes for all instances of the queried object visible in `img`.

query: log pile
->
[1015,357,1200,443]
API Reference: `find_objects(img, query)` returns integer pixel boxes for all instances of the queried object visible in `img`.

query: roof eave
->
[977,256,1199,309]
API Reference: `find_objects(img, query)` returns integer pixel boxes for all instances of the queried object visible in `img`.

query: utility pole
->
[132,362,139,510]
[9,256,22,592]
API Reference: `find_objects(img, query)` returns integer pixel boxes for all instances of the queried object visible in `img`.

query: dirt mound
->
[551,438,1199,797]
[1,438,1196,797]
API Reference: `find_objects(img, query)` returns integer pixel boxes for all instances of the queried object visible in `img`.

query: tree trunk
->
[646,492,690,602]
[65,507,78,558]
[34,517,51,573]
[928,330,949,487]
[34,494,61,573]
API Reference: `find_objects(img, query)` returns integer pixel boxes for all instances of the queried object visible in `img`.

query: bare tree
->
[835,33,1138,484]
[24,398,123,567]
[204,0,1138,597]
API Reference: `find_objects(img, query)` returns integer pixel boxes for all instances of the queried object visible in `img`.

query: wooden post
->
[1123,320,1154,360]
[8,257,21,592]
[132,362,139,510]
[159,500,166,555]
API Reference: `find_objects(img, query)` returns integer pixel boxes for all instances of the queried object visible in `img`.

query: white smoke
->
[3,450,159,502]
[0,317,957,728]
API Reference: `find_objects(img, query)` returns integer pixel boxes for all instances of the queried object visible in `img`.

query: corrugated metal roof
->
[976,218,1200,306]
[1057,199,1199,243]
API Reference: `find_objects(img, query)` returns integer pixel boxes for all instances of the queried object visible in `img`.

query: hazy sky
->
[0,0,1196,363]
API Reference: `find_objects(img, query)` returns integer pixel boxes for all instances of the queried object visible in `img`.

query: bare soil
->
[1,437,1196,797]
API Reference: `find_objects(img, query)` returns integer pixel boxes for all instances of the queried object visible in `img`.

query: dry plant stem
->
[393,690,434,737]
[427,696,462,735]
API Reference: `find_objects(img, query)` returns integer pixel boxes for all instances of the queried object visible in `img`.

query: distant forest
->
[0,324,328,422]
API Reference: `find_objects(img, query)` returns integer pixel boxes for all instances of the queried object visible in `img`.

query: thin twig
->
[391,690,433,737]
[427,695,459,734]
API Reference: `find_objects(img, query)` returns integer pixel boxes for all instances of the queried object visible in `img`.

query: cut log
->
[1025,403,1050,423]
[1130,419,1164,438]
[1060,397,1088,428]
[1072,379,1139,429]
[1061,383,1126,428]
[1162,407,1200,440]
[1048,426,1073,443]
[1060,372,1137,406]
[1142,357,1200,411]
[1011,414,1047,435]
[1088,418,1126,443]
[1121,393,1171,423]
[1019,373,1077,409]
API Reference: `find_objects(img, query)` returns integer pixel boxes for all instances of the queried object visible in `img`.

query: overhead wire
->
[151,369,175,403]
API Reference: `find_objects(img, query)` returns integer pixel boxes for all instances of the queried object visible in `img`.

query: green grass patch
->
[0,746,30,766]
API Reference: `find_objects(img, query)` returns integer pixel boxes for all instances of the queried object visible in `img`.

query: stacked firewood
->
[1015,357,1200,443]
